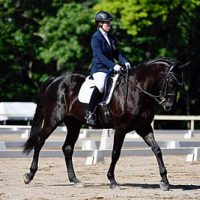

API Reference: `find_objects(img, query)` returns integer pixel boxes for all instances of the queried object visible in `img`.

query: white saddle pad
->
[78,73,119,105]
[78,76,95,104]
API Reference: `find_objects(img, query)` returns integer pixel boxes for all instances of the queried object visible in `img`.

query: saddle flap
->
[78,76,95,104]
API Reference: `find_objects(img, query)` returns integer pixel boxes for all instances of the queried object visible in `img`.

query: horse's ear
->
[178,61,191,70]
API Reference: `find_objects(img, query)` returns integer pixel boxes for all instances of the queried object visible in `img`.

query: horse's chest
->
[139,111,154,123]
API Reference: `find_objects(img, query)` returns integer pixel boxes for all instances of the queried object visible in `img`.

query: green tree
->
[0,1,95,101]
[0,0,43,100]
[38,3,95,74]
[1,0,200,117]
[94,0,200,115]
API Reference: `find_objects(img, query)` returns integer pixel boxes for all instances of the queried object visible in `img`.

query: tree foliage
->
[38,3,94,73]
[94,0,200,115]
[0,0,200,116]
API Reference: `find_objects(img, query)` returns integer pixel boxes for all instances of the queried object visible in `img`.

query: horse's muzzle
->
[163,105,172,112]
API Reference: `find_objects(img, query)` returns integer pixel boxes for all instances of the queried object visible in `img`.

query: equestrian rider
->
[85,11,131,126]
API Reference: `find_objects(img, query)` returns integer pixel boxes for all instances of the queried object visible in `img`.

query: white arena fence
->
[0,102,36,125]
[1,127,200,164]
[1,102,200,163]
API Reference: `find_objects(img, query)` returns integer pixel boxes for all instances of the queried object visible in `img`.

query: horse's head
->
[159,62,186,111]
[115,58,188,115]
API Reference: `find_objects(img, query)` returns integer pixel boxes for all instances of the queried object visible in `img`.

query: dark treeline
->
[0,0,200,123]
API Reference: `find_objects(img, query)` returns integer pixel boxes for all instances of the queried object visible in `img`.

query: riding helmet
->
[95,11,112,23]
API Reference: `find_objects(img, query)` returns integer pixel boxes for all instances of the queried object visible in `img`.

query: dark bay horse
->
[23,58,185,191]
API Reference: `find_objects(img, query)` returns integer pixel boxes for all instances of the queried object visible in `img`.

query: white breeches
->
[92,72,107,93]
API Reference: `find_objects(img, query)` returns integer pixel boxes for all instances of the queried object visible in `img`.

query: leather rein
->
[121,64,183,106]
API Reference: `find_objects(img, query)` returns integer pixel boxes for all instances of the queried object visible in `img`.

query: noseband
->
[158,66,183,105]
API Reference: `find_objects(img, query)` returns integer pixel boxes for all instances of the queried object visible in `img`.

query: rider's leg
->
[85,72,106,126]
[85,87,102,125]
[88,87,102,112]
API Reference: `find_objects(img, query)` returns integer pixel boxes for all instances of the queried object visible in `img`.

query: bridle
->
[110,63,183,117]
[122,64,183,106]
[155,65,183,105]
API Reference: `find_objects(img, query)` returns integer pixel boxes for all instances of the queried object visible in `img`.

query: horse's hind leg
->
[62,117,82,186]
[24,124,57,184]
[139,127,169,191]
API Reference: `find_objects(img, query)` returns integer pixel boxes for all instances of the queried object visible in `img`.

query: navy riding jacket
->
[90,29,127,74]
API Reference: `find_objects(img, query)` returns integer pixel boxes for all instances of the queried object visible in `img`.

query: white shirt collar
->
[99,28,110,45]
[99,27,108,37]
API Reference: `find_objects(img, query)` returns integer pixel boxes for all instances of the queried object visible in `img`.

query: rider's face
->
[102,21,112,32]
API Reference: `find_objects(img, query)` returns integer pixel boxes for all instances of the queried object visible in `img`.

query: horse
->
[23,58,186,191]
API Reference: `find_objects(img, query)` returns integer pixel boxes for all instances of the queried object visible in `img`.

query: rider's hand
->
[125,62,131,70]
[113,64,122,72]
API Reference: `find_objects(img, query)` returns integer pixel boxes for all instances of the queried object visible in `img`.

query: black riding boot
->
[85,87,102,126]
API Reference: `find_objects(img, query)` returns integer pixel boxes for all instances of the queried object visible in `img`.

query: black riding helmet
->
[95,11,112,24]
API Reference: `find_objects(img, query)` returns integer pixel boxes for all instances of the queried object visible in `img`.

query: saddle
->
[78,72,120,105]
[78,72,120,127]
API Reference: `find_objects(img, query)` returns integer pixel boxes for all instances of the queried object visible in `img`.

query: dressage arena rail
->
[153,115,200,131]
[1,115,200,163]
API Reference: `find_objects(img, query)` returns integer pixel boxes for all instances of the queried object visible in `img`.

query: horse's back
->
[44,73,85,94]
[62,73,86,85]
[42,74,85,115]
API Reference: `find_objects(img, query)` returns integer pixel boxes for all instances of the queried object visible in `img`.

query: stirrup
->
[85,111,96,126]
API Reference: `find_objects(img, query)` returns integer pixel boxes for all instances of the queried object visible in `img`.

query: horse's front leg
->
[141,130,169,191]
[107,128,126,189]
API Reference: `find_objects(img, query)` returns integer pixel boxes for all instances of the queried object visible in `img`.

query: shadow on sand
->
[50,182,200,191]
[121,183,200,191]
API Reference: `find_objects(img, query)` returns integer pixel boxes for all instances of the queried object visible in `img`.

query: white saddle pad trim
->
[78,76,95,104]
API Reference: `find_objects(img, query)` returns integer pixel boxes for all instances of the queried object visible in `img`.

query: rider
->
[85,11,131,126]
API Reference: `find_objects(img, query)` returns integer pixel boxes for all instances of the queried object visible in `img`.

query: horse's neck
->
[108,67,166,117]
[147,65,168,82]
[129,66,165,86]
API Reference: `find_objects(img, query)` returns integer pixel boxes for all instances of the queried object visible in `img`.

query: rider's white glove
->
[125,62,131,70]
[113,64,122,72]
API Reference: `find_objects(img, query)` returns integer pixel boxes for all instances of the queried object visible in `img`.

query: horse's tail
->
[23,77,56,155]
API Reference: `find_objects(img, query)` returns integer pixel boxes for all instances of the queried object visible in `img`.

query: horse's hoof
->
[23,173,32,184]
[110,183,119,189]
[74,182,84,187]
[159,182,170,191]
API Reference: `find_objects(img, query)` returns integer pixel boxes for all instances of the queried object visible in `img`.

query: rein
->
[134,83,165,105]
[109,63,182,117]
[124,68,129,111]
[120,65,182,106]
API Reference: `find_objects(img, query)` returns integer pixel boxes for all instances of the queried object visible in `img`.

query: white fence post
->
[186,148,200,162]
[79,129,88,138]
[99,129,114,150]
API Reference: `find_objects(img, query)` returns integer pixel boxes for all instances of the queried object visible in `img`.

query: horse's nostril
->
[164,106,171,111]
